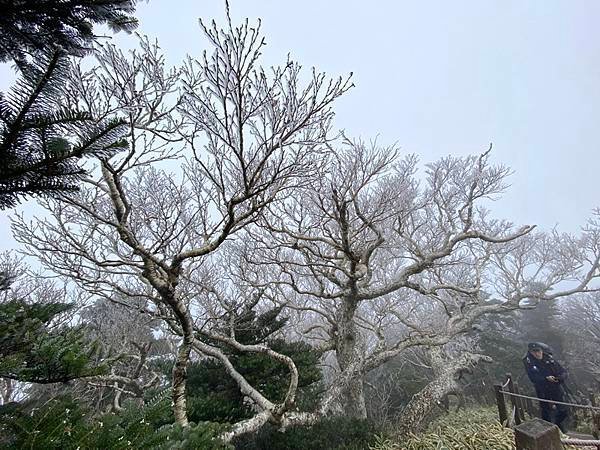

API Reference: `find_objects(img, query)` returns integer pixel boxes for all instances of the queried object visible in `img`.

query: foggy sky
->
[1,0,599,251]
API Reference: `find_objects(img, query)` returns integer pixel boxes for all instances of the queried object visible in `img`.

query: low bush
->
[0,395,232,450]
[372,407,515,450]
[234,416,381,450]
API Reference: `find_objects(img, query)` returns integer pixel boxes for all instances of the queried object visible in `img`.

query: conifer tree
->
[188,304,322,423]
[0,0,140,208]
[0,258,100,384]
[0,0,139,63]
[0,49,128,208]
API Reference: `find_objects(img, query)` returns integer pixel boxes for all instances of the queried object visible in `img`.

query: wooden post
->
[514,419,563,450]
[589,389,600,440]
[513,381,527,420]
[494,384,508,426]
[587,388,595,406]
[506,373,522,425]
[526,395,535,417]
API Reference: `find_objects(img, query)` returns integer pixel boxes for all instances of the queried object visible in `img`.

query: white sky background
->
[1,0,599,251]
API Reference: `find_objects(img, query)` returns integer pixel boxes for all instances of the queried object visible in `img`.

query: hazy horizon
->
[2,1,599,251]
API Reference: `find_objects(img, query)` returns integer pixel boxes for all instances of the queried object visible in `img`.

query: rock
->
[514,418,563,450]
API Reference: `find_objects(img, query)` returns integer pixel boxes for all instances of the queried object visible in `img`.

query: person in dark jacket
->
[523,342,569,432]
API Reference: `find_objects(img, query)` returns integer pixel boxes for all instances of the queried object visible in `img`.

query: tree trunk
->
[334,296,367,419]
[397,371,456,435]
[172,338,192,427]
[340,377,367,418]
[397,351,491,435]
[164,289,195,428]
[0,378,13,405]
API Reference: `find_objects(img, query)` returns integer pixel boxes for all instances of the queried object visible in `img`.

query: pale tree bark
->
[192,336,302,442]
[243,140,600,428]
[0,378,15,405]
[85,342,160,412]
[334,296,367,418]
[186,279,305,441]
[81,300,164,413]
[128,269,316,442]
[396,346,492,435]
[13,13,351,429]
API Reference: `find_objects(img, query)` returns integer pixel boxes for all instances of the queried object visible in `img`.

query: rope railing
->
[496,374,600,448]
[562,437,600,446]
[499,389,600,413]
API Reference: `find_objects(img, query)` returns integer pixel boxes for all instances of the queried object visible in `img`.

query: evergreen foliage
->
[0,49,128,208]
[467,308,526,393]
[0,394,232,450]
[0,262,101,384]
[187,339,321,423]
[465,300,568,401]
[519,300,565,358]
[0,395,92,449]
[189,305,322,423]
[0,0,139,63]
[0,299,101,383]
[233,417,380,450]
[0,0,139,208]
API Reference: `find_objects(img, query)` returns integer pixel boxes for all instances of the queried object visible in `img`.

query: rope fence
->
[563,438,600,447]
[494,373,600,448]
[499,390,600,413]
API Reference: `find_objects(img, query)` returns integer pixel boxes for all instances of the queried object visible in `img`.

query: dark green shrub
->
[0,299,102,384]
[234,416,381,450]
[163,422,233,450]
[0,394,232,450]
[90,396,232,449]
[0,396,92,450]
[187,339,321,424]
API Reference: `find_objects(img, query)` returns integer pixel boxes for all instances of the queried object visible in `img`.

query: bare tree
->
[76,298,166,414]
[242,139,600,425]
[394,338,491,435]
[25,303,167,415]
[560,293,600,385]
[13,12,351,434]
[0,378,22,405]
